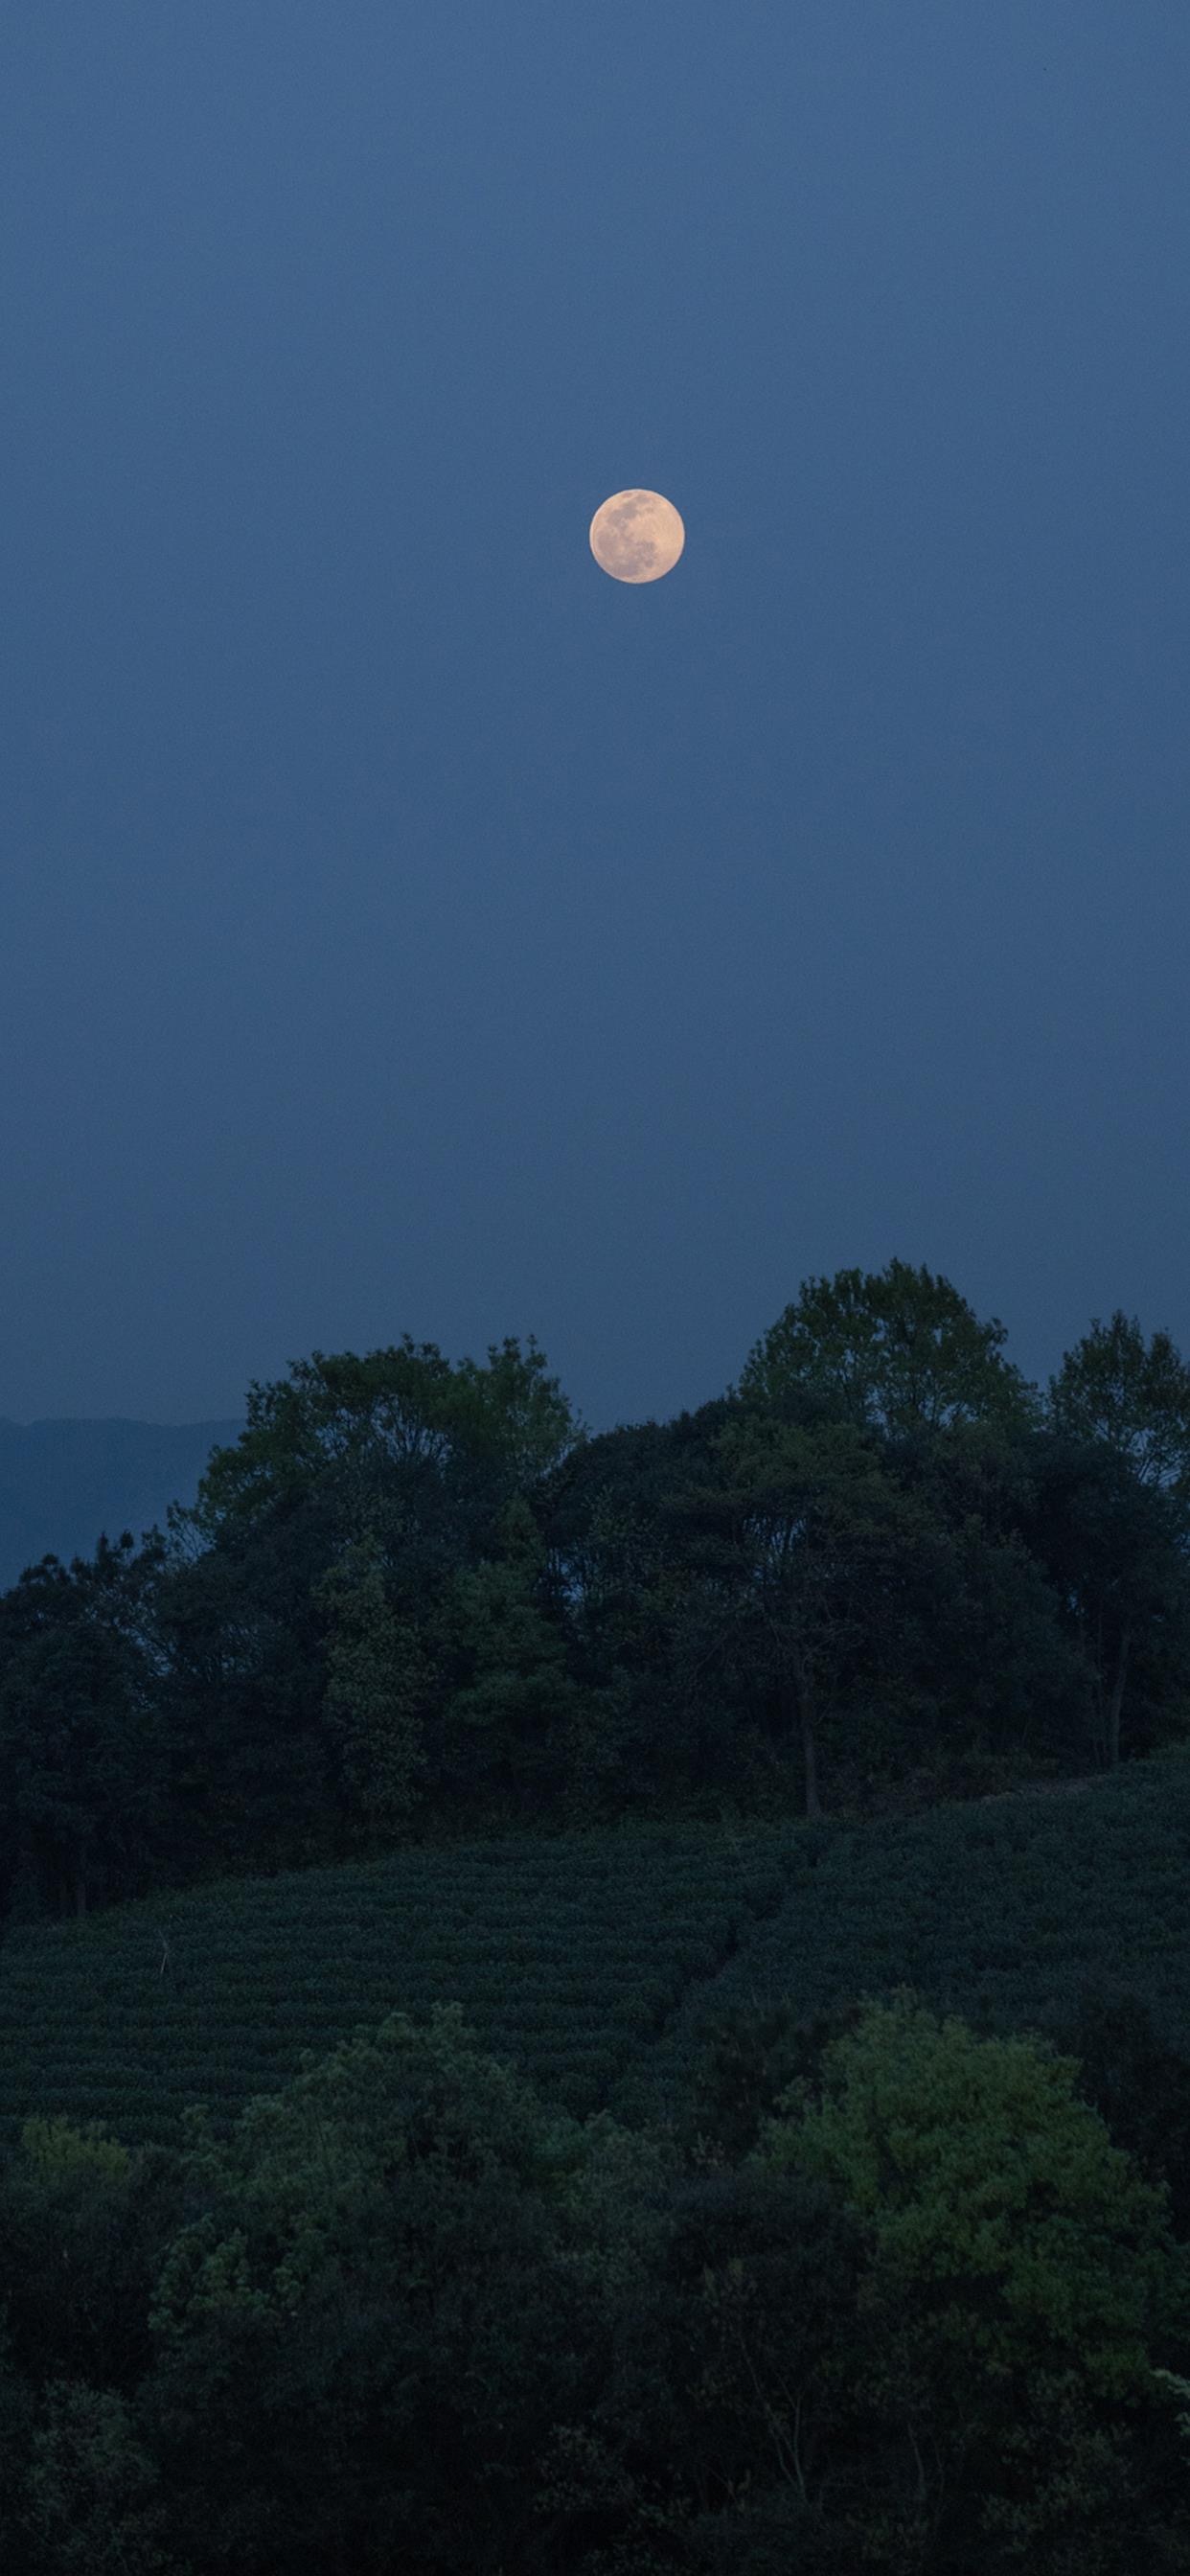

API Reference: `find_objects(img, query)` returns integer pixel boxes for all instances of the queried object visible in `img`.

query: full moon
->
[589,489,685,584]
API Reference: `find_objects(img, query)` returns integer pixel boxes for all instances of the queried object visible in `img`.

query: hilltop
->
[0,1414,244,1592]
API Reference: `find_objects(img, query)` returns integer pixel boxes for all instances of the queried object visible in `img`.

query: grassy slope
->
[0,1749,1187,2156]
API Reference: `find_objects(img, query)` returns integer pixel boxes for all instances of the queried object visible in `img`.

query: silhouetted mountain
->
[0,1417,246,1594]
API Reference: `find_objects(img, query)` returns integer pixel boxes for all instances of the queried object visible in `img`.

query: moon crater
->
[589,489,685,584]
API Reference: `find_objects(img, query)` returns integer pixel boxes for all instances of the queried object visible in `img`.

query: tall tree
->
[879,1418,1111,1782]
[1045,1308,1190,1772]
[420,1493,589,1824]
[310,1530,432,1847]
[147,1337,586,1874]
[535,1401,744,1628]
[1048,1310,1190,1509]
[667,1413,938,1819]
[732,1258,1041,1440]
[0,1535,172,1919]
[1022,1429,1190,1767]
[534,1402,760,1808]
[755,1987,1190,2569]
[135,2004,630,2576]
[175,1334,585,1563]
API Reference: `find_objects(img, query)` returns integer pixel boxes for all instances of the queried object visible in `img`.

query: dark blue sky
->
[3,2,1187,1436]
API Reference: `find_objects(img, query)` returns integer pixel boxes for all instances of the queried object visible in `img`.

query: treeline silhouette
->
[0,1259,1189,2569]
[2,1257,1188,1925]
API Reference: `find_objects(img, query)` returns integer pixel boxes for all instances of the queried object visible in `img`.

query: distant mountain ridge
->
[0,1417,247,1594]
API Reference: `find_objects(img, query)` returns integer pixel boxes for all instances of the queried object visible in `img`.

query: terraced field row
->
[3,1756,1188,2159]
[0,1816,817,2149]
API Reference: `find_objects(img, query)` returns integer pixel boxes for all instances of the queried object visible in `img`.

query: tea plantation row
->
[1,1756,1188,2154]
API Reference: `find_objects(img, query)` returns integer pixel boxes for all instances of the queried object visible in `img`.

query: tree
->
[134,2005,641,2576]
[753,1986,1190,2569]
[143,1338,586,1873]
[1043,1314,1190,1765]
[1040,1978,1190,2250]
[883,1412,1190,1777]
[417,1492,591,1825]
[678,1996,869,2174]
[148,1493,342,1882]
[535,1401,744,1631]
[633,2164,873,2540]
[309,1530,431,1847]
[144,1339,585,1881]
[0,2315,37,2550]
[731,1259,1042,1441]
[1019,1433,1190,1768]
[1048,1310,1190,1509]
[533,1400,766,1812]
[675,1414,940,1819]
[174,1335,586,1566]
[14,2379,172,2576]
[0,1536,172,1920]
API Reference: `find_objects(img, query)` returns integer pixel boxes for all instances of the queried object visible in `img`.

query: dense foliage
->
[3,1263,1189,1920]
[1,1964,1190,2570]
[2,1261,1190,2565]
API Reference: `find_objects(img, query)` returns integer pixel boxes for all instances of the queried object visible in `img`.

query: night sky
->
[3,3,1187,1438]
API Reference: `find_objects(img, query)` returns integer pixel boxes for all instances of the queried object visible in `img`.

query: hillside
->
[0,1748,1186,2158]
[605,1756,1179,2129]
[0,1414,245,1592]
